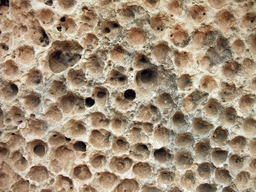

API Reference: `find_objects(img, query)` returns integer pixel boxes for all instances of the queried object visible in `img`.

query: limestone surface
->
[0,0,256,191]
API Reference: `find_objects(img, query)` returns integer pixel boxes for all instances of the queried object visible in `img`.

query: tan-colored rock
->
[1,0,256,191]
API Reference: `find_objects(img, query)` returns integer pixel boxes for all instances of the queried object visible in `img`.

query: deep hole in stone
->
[139,144,148,150]
[73,141,86,152]
[104,27,111,33]
[82,6,88,11]
[65,137,71,141]
[39,31,50,46]
[124,89,136,100]
[33,144,45,157]
[60,17,66,22]
[85,98,95,107]
[140,57,147,63]
[118,76,126,82]
[113,23,119,28]
[10,84,18,94]
[57,26,62,31]
[154,148,171,163]
[45,0,52,6]
[140,69,154,83]
[2,44,8,50]
[1,0,9,7]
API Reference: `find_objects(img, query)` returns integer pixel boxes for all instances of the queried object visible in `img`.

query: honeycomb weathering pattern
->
[1,0,256,191]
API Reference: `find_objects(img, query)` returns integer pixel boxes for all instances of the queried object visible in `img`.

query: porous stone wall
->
[0,0,256,191]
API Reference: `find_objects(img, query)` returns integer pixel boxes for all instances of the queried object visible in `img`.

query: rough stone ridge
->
[1,0,256,191]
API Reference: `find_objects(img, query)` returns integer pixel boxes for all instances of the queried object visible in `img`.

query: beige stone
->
[1,0,256,191]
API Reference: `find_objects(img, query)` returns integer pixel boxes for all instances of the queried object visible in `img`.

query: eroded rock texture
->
[0,0,256,191]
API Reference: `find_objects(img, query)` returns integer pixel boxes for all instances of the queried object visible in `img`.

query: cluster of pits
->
[1,0,256,191]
